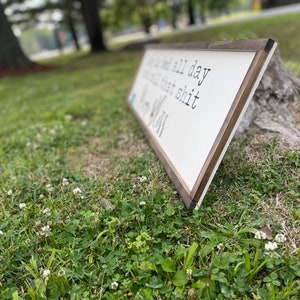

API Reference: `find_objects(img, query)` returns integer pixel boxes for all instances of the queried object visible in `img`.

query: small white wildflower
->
[73,187,82,195]
[7,189,13,196]
[217,243,224,251]
[64,114,73,121]
[265,241,278,252]
[36,134,43,141]
[254,230,267,240]
[0,230,3,235]
[139,176,147,183]
[111,281,119,290]
[37,225,52,237]
[81,119,87,126]
[42,269,51,278]
[26,142,31,147]
[62,178,70,186]
[41,225,50,232]
[139,201,146,206]
[46,184,54,193]
[19,203,26,209]
[275,233,286,243]
[186,269,192,276]
[58,269,66,277]
[49,129,56,135]
[42,208,51,216]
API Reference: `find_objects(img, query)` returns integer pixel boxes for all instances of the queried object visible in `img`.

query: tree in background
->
[64,0,81,51]
[80,0,106,52]
[166,0,182,29]
[0,1,35,70]
[187,0,195,25]
[186,0,239,27]
[5,0,83,52]
[105,0,170,34]
[1,0,107,66]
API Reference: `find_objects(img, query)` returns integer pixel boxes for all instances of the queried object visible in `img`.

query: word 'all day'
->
[147,56,212,87]
[143,58,212,110]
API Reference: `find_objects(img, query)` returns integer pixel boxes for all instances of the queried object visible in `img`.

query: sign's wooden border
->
[127,39,277,210]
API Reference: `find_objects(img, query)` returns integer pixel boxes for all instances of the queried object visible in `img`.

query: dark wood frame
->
[127,39,276,210]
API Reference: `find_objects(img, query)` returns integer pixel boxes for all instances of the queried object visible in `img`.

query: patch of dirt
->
[0,64,58,78]
[257,193,300,254]
[66,133,148,181]
[244,132,300,162]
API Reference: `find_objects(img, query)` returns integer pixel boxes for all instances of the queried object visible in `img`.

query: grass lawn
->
[0,13,299,299]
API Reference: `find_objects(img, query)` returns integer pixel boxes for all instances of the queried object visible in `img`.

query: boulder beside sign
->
[127,39,277,210]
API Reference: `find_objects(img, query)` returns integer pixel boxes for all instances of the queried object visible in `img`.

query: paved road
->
[112,3,300,46]
[182,3,300,34]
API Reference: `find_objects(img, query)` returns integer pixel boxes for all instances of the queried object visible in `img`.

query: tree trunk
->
[53,27,63,53]
[237,50,300,143]
[67,14,81,51]
[199,0,206,24]
[0,2,35,70]
[65,0,81,51]
[187,0,195,25]
[80,0,106,53]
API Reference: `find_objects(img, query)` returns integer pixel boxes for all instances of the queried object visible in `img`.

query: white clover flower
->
[62,178,70,186]
[7,189,13,196]
[46,184,54,193]
[254,230,267,240]
[217,243,224,251]
[275,233,286,243]
[111,281,119,290]
[265,241,278,251]
[0,230,3,236]
[81,120,88,126]
[41,225,50,232]
[19,203,26,209]
[49,129,56,135]
[139,201,146,206]
[42,269,51,278]
[73,187,82,195]
[42,208,51,216]
[64,114,73,121]
[37,225,52,237]
[139,176,147,183]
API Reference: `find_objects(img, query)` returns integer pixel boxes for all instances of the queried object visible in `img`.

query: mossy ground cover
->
[0,13,299,299]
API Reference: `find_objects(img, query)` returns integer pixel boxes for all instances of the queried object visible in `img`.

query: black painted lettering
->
[148,95,166,126]
[170,81,176,95]
[155,111,168,137]
[180,86,187,103]
[175,87,182,100]
[198,68,211,86]
[193,65,202,80]
[188,60,197,77]
[192,91,200,109]
[185,88,194,106]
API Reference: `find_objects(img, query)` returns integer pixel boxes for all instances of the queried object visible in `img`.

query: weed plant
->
[0,13,299,299]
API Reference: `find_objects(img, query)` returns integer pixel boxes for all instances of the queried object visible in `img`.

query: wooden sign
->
[127,39,277,210]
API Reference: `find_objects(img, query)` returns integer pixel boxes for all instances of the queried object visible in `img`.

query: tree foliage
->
[103,0,170,34]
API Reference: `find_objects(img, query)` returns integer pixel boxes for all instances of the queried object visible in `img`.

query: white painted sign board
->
[127,39,277,210]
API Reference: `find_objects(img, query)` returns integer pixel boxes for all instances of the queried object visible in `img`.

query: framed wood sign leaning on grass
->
[127,39,277,210]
